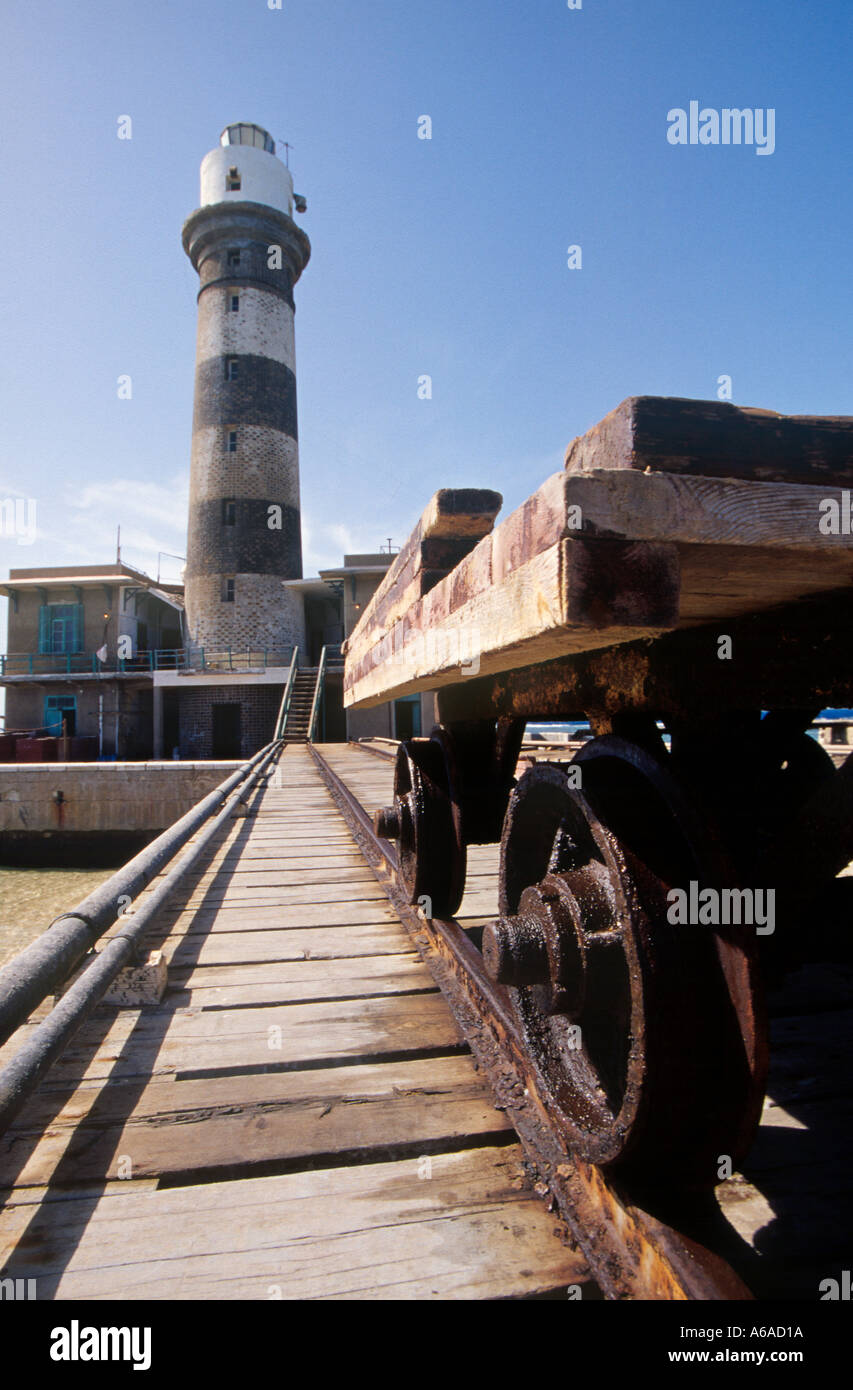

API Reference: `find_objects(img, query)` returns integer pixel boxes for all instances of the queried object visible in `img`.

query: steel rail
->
[307,646,329,743]
[0,741,280,1050]
[308,743,755,1302]
[274,648,299,740]
[0,740,283,1137]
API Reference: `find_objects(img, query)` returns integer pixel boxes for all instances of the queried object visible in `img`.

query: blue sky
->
[1,0,851,626]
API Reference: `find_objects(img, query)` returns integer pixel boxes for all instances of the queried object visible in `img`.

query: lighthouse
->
[182,123,311,656]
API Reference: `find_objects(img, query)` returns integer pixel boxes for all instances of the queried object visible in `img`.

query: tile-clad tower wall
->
[182,185,311,655]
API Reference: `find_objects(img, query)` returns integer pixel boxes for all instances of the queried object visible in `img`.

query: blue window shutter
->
[72,604,84,652]
[38,606,50,654]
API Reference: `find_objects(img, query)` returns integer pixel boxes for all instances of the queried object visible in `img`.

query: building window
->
[227,167,241,192]
[38,603,84,655]
[222,498,237,526]
[230,294,239,313]
[227,249,241,268]
[226,357,239,380]
[222,577,235,603]
[227,429,237,453]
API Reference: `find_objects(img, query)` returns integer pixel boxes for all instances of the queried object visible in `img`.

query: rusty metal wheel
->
[388,735,466,917]
[483,737,767,1187]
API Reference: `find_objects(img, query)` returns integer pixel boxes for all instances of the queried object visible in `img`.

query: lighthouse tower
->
[182,123,311,656]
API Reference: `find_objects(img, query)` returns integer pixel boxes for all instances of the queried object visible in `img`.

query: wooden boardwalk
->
[0,745,592,1300]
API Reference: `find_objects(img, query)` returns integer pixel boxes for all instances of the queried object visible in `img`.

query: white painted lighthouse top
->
[199,123,294,216]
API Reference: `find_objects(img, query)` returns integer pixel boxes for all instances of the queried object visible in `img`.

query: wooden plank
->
[1,1056,512,1188]
[158,899,401,933]
[0,1146,591,1299]
[167,953,428,1005]
[346,464,853,709]
[346,535,680,708]
[342,488,503,659]
[10,993,465,1085]
[564,395,853,486]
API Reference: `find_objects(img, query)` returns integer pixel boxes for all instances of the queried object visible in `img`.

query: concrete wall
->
[0,762,239,865]
[344,691,437,742]
[200,144,294,215]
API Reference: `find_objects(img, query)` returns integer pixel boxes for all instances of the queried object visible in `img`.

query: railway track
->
[311,740,853,1302]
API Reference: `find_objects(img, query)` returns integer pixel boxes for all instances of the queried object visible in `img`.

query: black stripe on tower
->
[193,357,298,436]
[187,499,303,577]
[197,241,295,308]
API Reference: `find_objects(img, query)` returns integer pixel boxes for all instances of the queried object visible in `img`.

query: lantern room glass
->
[220,124,276,155]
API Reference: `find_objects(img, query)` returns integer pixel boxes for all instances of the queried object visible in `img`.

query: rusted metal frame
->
[434,590,853,727]
[308,744,751,1301]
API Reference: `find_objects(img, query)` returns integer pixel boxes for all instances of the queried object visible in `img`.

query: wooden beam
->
[345,466,853,710]
[341,488,502,659]
[564,396,853,487]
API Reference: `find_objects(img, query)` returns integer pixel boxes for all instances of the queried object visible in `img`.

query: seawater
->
[0,867,113,967]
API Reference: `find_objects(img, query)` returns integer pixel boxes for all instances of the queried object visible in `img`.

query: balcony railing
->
[0,647,296,677]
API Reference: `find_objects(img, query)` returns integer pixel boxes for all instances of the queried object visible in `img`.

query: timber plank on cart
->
[343,397,853,711]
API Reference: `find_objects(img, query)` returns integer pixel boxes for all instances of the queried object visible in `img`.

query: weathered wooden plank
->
[168,953,428,1005]
[10,993,464,1085]
[346,464,853,709]
[158,899,400,934]
[1,1056,512,1188]
[346,536,680,708]
[564,395,853,486]
[342,488,503,657]
[0,1146,591,1299]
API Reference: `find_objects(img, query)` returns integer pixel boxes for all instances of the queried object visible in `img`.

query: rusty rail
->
[308,743,754,1301]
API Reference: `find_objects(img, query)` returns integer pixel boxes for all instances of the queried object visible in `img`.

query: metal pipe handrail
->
[0,740,282,1137]
[0,739,280,1051]
[308,646,329,743]
[275,647,299,739]
[0,649,296,677]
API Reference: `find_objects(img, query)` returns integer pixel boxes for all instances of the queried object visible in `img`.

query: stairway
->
[284,670,317,742]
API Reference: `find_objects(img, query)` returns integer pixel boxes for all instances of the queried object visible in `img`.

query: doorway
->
[44,695,77,736]
[393,696,421,740]
[212,703,242,758]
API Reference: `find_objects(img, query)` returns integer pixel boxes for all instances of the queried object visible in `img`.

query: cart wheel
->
[482,737,767,1186]
[389,735,466,918]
